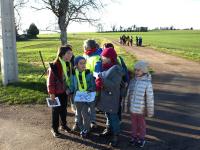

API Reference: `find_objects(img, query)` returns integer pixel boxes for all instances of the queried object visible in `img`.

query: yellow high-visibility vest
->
[75,69,88,92]
[84,54,100,73]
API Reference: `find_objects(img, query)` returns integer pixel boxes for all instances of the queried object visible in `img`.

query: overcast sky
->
[17,0,200,33]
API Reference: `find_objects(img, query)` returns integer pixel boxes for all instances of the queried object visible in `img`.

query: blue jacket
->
[89,48,102,57]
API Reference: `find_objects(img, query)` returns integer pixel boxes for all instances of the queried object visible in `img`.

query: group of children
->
[46,39,154,148]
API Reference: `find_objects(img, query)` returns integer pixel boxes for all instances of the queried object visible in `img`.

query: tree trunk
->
[60,27,67,45]
[58,15,67,45]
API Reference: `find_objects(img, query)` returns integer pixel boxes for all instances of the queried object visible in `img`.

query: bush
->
[27,23,39,39]
[16,34,29,41]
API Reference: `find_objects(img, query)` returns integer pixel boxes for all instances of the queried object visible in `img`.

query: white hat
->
[134,60,149,73]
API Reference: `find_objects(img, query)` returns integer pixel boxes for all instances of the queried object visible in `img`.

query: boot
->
[109,135,119,147]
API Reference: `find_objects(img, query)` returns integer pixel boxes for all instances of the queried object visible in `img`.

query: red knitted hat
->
[101,47,117,63]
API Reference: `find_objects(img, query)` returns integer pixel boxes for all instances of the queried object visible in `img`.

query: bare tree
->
[96,23,104,32]
[119,26,123,32]
[36,0,105,45]
[111,24,116,32]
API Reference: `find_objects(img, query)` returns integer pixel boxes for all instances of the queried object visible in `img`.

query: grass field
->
[0,30,199,104]
[92,30,200,61]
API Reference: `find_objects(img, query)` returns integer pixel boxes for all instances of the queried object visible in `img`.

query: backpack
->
[117,56,130,97]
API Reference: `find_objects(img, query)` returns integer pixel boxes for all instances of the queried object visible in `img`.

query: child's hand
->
[50,94,55,101]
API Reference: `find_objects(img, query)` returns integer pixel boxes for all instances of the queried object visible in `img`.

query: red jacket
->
[47,60,66,94]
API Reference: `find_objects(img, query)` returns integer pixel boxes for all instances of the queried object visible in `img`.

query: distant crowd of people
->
[120,35,133,46]
[120,35,143,47]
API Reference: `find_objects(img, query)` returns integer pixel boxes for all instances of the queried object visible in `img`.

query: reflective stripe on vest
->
[59,57,70,86]
[75,69,88,92]
[85,55,100,73]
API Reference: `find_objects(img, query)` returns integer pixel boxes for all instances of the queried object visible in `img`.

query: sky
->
[17,0,200,33]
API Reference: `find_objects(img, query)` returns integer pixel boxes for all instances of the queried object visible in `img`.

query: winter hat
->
[101,47,117,63]
[74,56,86,66]
[134,60,149,73]
[103,43,114,49]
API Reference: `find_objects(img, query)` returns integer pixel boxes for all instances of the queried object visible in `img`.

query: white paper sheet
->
[74,91,96,102]
[46,97,61,107]
[93,72,99,78]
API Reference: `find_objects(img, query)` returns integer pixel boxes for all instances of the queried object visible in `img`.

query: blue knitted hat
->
[74,56,85,66]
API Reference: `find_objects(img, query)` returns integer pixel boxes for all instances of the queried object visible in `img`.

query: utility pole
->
[0,0,18,85]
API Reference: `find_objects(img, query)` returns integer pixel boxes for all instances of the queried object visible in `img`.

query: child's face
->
[77,59,86,72]
[101,56,111,64]
[62,50,73,62]
[135,68,144,77]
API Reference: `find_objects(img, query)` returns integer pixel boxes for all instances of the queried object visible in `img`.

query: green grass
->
[84,30,200,62]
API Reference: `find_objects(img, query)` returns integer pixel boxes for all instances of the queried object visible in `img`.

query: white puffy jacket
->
[125,74,154,117]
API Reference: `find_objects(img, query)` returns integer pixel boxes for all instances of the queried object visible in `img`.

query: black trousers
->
[52,92,68,131]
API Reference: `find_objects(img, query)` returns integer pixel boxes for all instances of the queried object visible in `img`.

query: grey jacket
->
[97,65,124,114]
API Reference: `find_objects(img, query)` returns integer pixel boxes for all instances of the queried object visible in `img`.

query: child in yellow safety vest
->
[83,39,102,128]
[70,56,96,138]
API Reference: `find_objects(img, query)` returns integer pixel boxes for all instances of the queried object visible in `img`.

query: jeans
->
[88,100,96,123]
[105,113,120,135]
[75,101,96,124]
[75,102,90,132]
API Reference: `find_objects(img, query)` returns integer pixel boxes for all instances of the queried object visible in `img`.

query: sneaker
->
[99,127,112,137]
[72,123,80,132]
[129,138,137,146]
[51,129,60,138]
[60,125,71,133]
[136,139,146,148]
[90,122,97,129]
[80,129,88,138]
